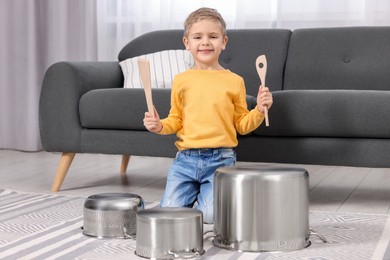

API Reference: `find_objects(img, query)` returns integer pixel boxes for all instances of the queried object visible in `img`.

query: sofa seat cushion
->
[79,88,171,130]
[79,88,257,130]
[254,90,390,138]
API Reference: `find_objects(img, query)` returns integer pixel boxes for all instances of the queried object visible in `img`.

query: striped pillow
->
[120,49,194,89]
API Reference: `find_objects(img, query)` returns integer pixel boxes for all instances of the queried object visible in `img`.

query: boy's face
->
[183,19,228,69]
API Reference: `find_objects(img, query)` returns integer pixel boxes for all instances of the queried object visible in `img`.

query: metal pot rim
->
[84,193,144,211]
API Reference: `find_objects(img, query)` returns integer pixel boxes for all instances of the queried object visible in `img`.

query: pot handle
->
[203,230,215,240]
[123,227,136,240]
[167,248,201,259]
[309,227,327,243]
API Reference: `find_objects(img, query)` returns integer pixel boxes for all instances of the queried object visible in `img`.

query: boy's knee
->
[160,197,186,208]
[160,197,175,207]
[197,204,213,224]
[203,212,214,224]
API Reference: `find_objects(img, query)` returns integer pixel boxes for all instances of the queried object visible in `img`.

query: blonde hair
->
[184,7,227,37]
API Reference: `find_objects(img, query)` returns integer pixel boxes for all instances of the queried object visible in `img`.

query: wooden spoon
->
[137,58,155,117]
[255,55,269,127]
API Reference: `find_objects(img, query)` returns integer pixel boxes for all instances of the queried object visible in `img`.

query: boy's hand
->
[143,107,162,133]
[257,86,273,114]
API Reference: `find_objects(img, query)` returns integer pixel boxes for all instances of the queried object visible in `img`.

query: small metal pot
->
[135,207,205,259]
[82,193,144,239]
[214,166,310,252]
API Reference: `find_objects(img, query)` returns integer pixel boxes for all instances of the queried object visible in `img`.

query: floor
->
[1,149,390,215]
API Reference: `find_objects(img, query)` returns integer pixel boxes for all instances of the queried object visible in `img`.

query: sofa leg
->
[51,152,76,192]
[121,155,131,173]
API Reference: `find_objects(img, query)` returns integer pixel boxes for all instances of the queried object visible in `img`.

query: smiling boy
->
[143,7,273,223]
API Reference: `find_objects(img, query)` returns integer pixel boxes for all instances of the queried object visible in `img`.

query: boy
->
[143,7,273,223]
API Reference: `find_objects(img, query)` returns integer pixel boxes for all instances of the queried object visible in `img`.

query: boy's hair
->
[184,7,227,37]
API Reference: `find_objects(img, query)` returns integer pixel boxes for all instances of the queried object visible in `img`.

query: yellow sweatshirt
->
[159,69,264,150]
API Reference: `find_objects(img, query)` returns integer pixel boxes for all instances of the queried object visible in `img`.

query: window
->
[97,0,390,60]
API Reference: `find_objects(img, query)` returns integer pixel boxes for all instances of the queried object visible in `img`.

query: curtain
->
[0,0,97,151]
[96,0,390,61]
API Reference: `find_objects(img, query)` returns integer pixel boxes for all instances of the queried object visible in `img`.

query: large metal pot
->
[135,207,205,259]
[214,165,310,252]
[82,193,144,239]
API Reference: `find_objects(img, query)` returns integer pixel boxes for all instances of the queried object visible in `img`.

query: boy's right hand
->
[143,107,162,133]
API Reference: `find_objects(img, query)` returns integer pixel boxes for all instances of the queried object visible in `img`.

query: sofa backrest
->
[118,29,291,97]
[219,29,291,96]
[284,26,390,91]
[118,30,185,61]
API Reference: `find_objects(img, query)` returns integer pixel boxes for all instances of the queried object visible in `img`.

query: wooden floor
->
[1,149,390,215]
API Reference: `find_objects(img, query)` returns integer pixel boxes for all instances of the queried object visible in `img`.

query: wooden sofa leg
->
[121,155,131,173]
[51,152,76,192]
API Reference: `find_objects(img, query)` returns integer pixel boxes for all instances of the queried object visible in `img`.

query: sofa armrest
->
[39,61,123,152]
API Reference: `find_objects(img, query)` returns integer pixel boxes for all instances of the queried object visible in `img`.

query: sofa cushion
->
[119,49,193,89]
[79,88,257,130]
[79,88,171,130]
[284,27,390,91]
[254,90,390,138]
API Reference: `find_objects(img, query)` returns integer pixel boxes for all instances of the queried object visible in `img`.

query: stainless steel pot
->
[214,165,310,252]
[135,207,205,259]
[82,193,144,239]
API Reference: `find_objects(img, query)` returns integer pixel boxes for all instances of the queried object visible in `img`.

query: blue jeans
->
[160,148,236,223]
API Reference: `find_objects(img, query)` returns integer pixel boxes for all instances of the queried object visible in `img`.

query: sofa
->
[40,27,390,192]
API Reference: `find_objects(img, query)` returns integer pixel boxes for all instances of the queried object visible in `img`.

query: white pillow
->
[119,49,194,89]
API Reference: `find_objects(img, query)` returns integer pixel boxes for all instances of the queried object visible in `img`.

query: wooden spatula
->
[256,55,269,127]
[137,58,155,117]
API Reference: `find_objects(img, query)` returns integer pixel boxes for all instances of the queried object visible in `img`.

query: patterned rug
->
[1,189,390,260]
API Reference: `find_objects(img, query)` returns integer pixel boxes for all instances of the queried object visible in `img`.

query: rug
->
[1,189,390,260]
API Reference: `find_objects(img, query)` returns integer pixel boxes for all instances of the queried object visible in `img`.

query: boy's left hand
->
[256,86,273,114]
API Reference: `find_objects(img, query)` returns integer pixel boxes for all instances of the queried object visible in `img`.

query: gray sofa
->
[40,27,390,191]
